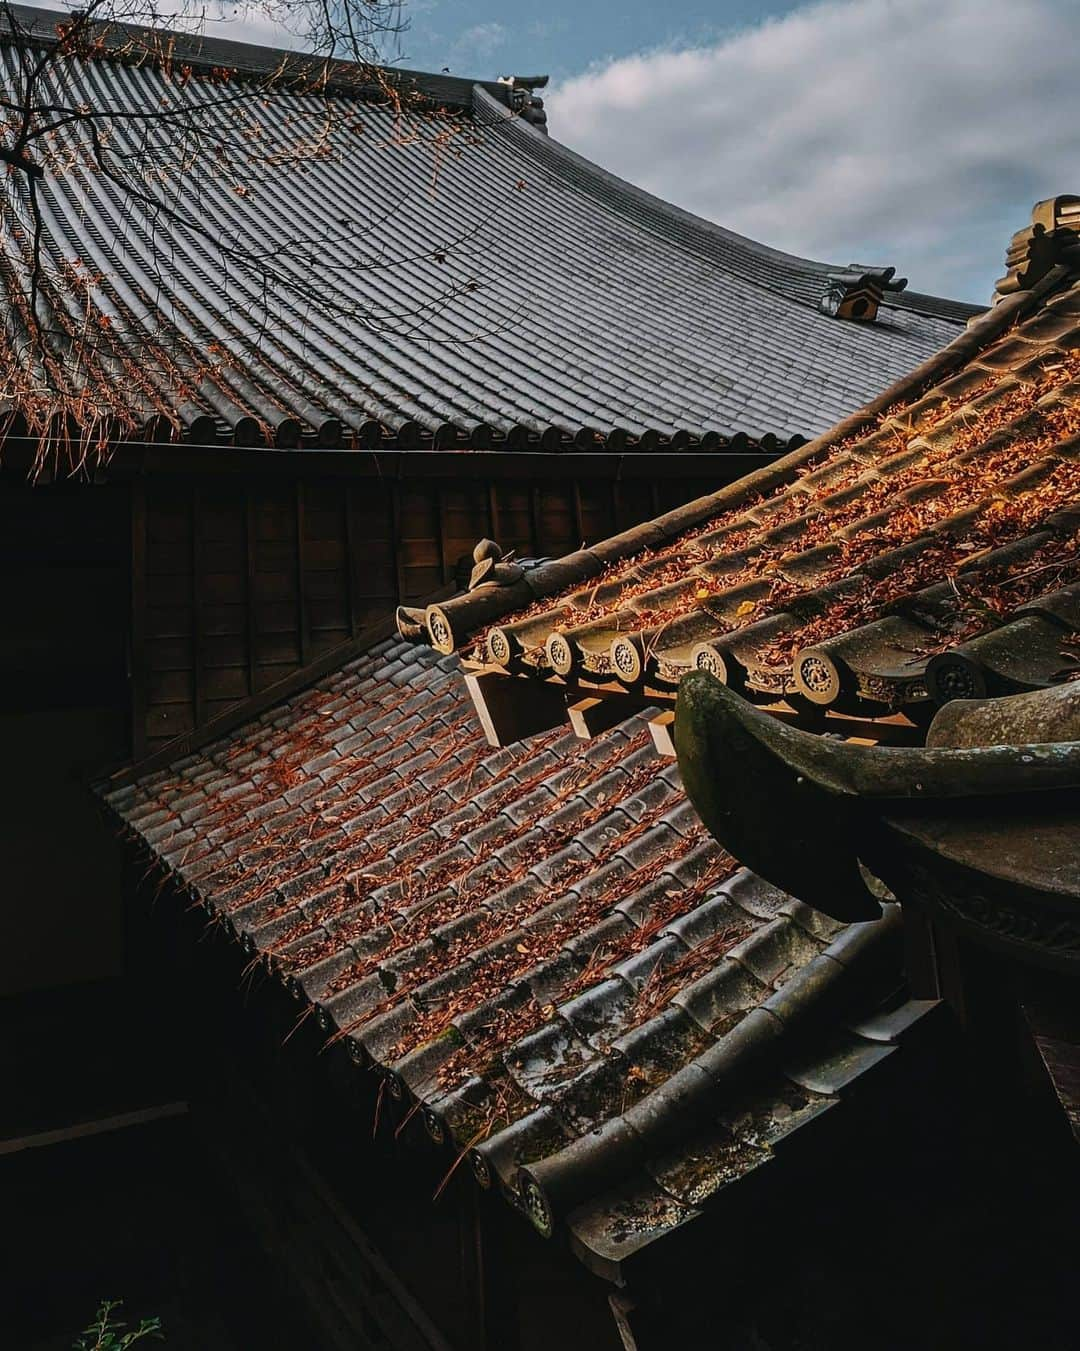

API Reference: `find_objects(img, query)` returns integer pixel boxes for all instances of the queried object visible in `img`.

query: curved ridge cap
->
[1,3,507,111]
[884,288,986,323]
[471,88,831,281]
[412,269,1058,652]
[472,86,972,323]
[680,672,1080,802]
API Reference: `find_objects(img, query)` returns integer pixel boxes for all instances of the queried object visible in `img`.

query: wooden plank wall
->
[136,471,719,757]
[1,476,129,708]
[0,475,130,995]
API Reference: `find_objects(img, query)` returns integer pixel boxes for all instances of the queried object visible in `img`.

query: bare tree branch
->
[0,0,527,475]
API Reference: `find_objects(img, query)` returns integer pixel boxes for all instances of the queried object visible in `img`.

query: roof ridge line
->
[471,85,982,323]
[1,3,510,110]
[412,264,1073,655]
[470,86,835,283]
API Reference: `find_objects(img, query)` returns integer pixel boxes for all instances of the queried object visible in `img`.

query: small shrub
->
[73,1300,163,1349]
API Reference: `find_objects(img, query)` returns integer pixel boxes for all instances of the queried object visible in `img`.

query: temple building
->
[100,201,1080,1347]
[3,6,1075,1350]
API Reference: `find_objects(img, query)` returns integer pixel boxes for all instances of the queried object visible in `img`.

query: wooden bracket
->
[608,1292,669,1351]
[463,668,568,748]
[648,710,676,758]
[567,695,639,741]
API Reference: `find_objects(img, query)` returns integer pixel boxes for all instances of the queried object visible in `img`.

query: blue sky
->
[391,2,804,84]
[202,0,1080,305]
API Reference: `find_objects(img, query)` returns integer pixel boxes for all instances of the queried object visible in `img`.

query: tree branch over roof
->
[0,0,519,474]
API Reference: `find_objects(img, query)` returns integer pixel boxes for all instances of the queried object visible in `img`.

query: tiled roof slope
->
[1,6,974,452]
[417,262,1080,722]
[101,635,932,1267]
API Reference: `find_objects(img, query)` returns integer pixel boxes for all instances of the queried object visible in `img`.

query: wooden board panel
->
[250,571,300,604]
[145,487,196,740]
[201,634,248,666]
[353,600,396,631]
[147,668,195,704]
[534,482,577,558]
[144,700,195,745]
[397,484,443,599]
[655,476,716,513]
[308,598,350,631]
[254,661,299,693]
[440,482,491,582]
[0,477,129,723]
[195,485,247,682]
[303,485,348,647]
[489,483,532,558]
[254,540,298,573]
[145,637,191,672]
[127,460,729,759]
[201,666,251,700]
[612,480,654,533]
[145,605,193,642]
[576,480,616,547]
[145,572,193,608]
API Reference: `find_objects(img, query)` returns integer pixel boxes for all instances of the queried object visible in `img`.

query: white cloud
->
[197,3,318,51]
[547,0,1080,303]
[453,21,508,60]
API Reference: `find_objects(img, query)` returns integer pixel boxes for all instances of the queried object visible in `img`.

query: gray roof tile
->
[2,7,973,454]
[103,633,920,1252]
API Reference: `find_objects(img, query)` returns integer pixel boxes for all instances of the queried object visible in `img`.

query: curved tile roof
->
[94,200,1078,1274]
[1,5,977,451]
[100,634,930,1263]
[413,256,1080,724]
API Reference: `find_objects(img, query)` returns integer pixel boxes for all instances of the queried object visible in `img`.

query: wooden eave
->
[0,438,776,484]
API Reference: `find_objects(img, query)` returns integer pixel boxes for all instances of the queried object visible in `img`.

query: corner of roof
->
[993,195,1080,306]
[494,72,549,132]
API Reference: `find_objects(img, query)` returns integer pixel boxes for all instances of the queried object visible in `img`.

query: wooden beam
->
[193,1083,454,1351]
[764,703,921,746]
[296,479,310,666]
[0,1102,188,1157]
[434,481,449,586]
[245,490,258,699]
[608,1292,670,1351]
[648,710,676,758]
[345,482,360,638]
[191,486,206,727]
[464,668,568,748]
[571,480,585,548]
[901,906,942,1002]
[568,695,639,741]
[487,480,500,549]
[129,478,148,761]
[18,436,776,483]
[389,481,408,605]
[641,701,916,761]
[528,483,541,556]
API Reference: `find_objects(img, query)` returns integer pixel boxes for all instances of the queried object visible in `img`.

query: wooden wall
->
[135,467,718,758]
[0,451,754,989]
[0,475,129,996]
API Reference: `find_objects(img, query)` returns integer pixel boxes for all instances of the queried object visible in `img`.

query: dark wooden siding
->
[1,476,129,707]
[0,475,129,995]
[136,469,725,757]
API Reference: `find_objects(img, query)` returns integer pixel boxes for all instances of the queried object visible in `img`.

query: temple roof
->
[1,5,976,454]
[408,218,1080,728]
[99,634,937,1269]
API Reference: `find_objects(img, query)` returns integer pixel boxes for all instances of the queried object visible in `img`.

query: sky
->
[200,0,1080,304]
